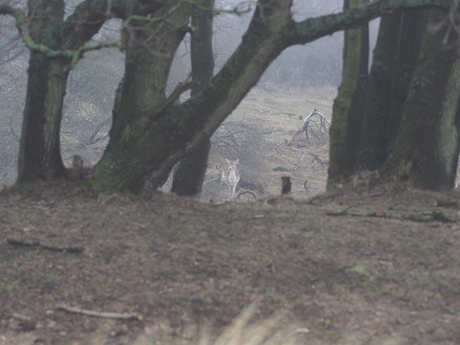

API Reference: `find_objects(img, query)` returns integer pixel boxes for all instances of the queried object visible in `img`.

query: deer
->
[221,159,240,196]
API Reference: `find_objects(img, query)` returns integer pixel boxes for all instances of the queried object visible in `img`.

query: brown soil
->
[1,179,460,345]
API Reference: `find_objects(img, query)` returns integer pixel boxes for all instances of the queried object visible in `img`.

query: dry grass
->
[0,302,405,345]
[129,303,307,345]
[202,86,335,201]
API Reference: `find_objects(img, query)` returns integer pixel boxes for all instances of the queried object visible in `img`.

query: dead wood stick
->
[236,190,257,199]
[56,304,142,320]
[7,239,84,253]
[281,176,291,195]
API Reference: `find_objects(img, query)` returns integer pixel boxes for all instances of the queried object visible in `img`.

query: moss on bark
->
[381,9,460,190]
[327,0,369,188]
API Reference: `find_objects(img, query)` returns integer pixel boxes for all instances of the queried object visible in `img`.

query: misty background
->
[0,0,379,185]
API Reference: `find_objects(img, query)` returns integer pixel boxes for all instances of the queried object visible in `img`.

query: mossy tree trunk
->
[13,0,166,184]
[357,10,424,171]
[381,9,460,190]
[17,0,69,183]
[94,0,297,193]
[329,5,459,191]
[171,0,215,197]
[95,0,195,193]
[385,9,425,150]
[327,0,369,188]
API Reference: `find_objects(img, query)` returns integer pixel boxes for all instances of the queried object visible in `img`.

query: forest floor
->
[1,178,460,345]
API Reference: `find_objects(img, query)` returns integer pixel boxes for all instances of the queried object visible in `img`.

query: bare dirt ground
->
[1,178,460,345]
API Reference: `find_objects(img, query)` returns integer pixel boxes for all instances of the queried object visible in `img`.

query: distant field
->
[201,85,336,201]
[2,85,336,196]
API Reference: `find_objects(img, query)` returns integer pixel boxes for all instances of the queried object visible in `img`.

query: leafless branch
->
[284,108,330,147]
[429,1,460,49]
[293,151,328,171]
[212,117,246,154]
[75,117,111,149]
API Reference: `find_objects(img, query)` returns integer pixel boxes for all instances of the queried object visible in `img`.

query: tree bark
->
[381,9,460,190]
[17,53,70,182]
[14,0,168,184]
[95,0,296,193]
[171,0,215,197]
[327,0,369,188]
[357,10,424,170]
[95,0,194,193]
[386,10,425,148]
[17,0,69,183]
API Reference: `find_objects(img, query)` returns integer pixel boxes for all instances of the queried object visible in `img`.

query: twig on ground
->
[57,304,142,320]
[7,239,84,253]
[236,190,257,199]
[326,205,354,216]
[293,151,328,170]
[12,312,31,320]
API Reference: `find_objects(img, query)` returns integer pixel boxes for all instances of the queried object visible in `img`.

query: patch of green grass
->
[82,179,98,187]
[346,264,372,277]
[323,330,346,341]
[0,283,15,293]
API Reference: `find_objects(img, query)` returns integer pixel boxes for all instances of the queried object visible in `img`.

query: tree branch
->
[291,0,451,45]
[1,1,171,66]
[0,3,123,65]
[62,0,169,50]
[57,304,142,320]
[158,80,199,114]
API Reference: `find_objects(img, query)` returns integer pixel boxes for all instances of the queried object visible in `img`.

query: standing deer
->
[221,159,240,195]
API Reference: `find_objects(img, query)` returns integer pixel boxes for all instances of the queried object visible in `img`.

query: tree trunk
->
[171,139,212,196]
[16,0,69,183]
[386,10,425,149]
[14,0,168,184]
[358,10,424,170]
[17,53,70,182]
[327,0,369,188]
[95,0,295,194]
[171,0,215,197]
[381,9,460,190]
[95,0,194,193]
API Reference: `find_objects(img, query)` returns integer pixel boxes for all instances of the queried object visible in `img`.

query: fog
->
[0,0,379,185]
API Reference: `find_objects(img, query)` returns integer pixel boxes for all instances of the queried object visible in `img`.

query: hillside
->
[161,86,335,201]
[1,179,460,345]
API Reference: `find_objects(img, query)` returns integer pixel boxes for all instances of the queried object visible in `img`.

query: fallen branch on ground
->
[7,239,84,253]
[57,304,142,320]
[293,151,328,170]
[237,190,257,199]
[325,208,456,223]
[284,108,330,147]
